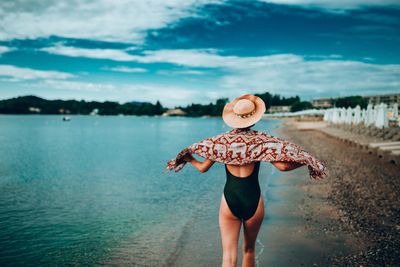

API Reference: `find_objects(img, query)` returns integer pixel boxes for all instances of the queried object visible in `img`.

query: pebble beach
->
[277,118,400,266]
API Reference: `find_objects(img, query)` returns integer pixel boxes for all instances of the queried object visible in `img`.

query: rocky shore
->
[278,119,400,266]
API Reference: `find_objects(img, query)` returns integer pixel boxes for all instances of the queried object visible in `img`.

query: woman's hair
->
[237,124,255,130]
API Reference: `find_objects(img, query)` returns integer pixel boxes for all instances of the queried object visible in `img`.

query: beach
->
[171,118,400,266]
[275,119,400,266]
[1,0,399,265]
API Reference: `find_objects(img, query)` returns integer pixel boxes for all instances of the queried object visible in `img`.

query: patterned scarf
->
[166,128,327,180]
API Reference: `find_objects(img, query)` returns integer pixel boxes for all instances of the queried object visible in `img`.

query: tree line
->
[0,94,368,116]
[177,92,313,115]
[0,95,165,115]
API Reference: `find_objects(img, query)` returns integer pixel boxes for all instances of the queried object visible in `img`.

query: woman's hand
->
[272,161,303,171]
[183,153,194,162]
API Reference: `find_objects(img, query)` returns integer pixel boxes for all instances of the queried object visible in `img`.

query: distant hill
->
[0,92,313,116]
[0,95,165,115]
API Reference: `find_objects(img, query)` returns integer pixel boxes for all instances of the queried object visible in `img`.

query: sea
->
[0,115,281,266]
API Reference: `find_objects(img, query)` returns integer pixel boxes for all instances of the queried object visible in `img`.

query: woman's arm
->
[272,161,303,171]
[183,153,215,173]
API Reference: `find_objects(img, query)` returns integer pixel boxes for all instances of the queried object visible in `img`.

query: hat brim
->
[222,94,266,128]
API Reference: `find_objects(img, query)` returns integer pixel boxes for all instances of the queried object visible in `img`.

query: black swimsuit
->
[223,161,261,221]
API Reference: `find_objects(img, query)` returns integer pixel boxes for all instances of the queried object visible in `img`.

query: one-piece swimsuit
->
[223,161,261,221]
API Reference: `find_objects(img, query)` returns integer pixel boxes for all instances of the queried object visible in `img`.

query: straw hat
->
[222,94,266,128]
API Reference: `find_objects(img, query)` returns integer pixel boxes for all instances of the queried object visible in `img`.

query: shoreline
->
[254,119,361,266]
[277,118,400,265]
[169,119,359,266]
[169,118,400,266]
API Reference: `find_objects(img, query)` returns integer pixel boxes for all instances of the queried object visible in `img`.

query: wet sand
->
[256,167,358,266]
[170,119,400,266]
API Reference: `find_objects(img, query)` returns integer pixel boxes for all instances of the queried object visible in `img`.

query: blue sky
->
[0,0,399,107]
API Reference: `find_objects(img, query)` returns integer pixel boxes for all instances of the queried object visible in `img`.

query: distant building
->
[162,108,187,116]
[90,108,99,115]
[29,107,41,113]
[364,93,400,106]
[312,98,333,108]
[268,105,291,113]
[58,108,71,114]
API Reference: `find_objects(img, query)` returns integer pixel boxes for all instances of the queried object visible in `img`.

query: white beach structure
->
[361,108,366,123]
[263,108,325,118]
[363,106,368,125]
[375,103,389,129]
[353,105,361,125]
[345,107,353,124]
[271,102,398,129]
[393,103,398,118]
[323,109,330,121]
[331,108,340,124]
[371,105,379,124]
[339,107,346,124]
[365,104,374,126]
[323,102,398,128]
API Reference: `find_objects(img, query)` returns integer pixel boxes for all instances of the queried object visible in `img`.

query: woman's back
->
[225,162,258,178]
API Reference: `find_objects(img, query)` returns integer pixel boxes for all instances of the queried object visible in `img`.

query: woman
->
[166,94,326,267]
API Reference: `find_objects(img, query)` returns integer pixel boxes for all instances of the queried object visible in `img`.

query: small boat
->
[62,116,71,121]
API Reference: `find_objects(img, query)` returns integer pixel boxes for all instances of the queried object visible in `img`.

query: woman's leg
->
[242,196,264,267]
[219,194,242,267]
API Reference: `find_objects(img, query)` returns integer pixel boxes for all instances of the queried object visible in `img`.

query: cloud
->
[38,45,400,100]
[40,45,263,68]
[42,80,115,92]
[1,0,398,45]
[136,50,400,99]
[41,45,137,61]
[103,66,148,73]
[219,58,400,99]
[258,0,400,11]
[157,69,206,75]
[0,46,14,54]
[40,45,225,67]
[0,0,223,43]
[0,64,74,81]
[36,79,213,107]
[305,54,343,59]
[136,49,232,67]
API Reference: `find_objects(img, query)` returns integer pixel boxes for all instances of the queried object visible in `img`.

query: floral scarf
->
[166,128,327,180]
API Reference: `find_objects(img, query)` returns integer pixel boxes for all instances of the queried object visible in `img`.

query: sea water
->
[0,115,280,266]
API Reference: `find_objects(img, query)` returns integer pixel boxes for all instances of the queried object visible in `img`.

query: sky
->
[0,0,399,107]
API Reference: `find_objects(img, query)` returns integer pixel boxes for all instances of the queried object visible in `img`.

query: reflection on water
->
[0,115,280,266]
